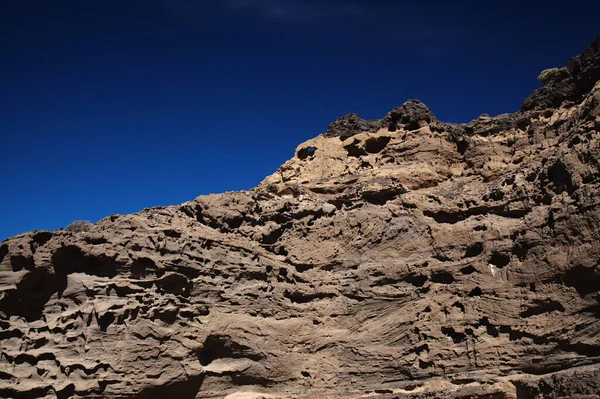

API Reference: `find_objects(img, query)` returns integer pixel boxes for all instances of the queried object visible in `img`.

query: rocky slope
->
[1,36,600,399]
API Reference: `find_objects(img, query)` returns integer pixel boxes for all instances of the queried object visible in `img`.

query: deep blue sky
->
[1,0,598,240]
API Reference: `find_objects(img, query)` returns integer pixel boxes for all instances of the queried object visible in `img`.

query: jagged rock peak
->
[324,99,439,140]
[522,34,600,111]
[382,99,438,131]
[324,112,379,140]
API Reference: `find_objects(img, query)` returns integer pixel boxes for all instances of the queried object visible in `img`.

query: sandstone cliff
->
[1,36,600,399]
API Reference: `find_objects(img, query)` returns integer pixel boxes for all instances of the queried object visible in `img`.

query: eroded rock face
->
[325,113,380,140]
[1,36,600,399]
[522,35,600,111]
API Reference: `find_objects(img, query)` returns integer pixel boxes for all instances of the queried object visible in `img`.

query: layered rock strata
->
[1,36,600,399]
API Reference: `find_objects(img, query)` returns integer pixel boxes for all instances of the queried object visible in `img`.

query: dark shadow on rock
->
[196,334,262,366]
[52,245,118,278]
[136,375,205,399]
[564,265,600,297]
[0,267,60,321]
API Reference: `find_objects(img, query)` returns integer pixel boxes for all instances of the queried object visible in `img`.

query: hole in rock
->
[547,161,575,194]
[52,246,117,278]
[365,136,391,153]
[196,335,261,366]
[344,140,367,157]
[413,343,429,355]
[261,226,286,245]
[456,139,469,155]
[406,273,428,287]
[564,266,600,297]
[479,317,499,337]
[136,375,205,399]
[163,229,182,238]
[284,290,336,304]
[10,255,35,272]
[490,189,504,201]
[419,359,434,369]
[130,257,157,279]
[30,231,53,253]
[362,186,406,206]
[85,236,108,245]
[520,299,565,317]
[512,241,531,261]
[224,217,244,230]
[155,273,191,296]
[98,312,115,332]
[489,252,510,268]
[0,268,60,321]
[431,270,454,284]
[529,283,537,292]
[230,374,273,387]
[0,244,8,263]
[464,243,484,258]
[441,327,466,344]
[56,383,75,399]
[297,147,317,160]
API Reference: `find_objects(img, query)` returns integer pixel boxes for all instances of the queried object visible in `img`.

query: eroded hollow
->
[547,161,575,194]
[431,270,454,284]
[155,273,190,296]
[10,255,35,272]
[0,244,8,263]
[297,147,317,160]
[130,257,157,279]
[406,273,428,287]
[344,140,367,157]
[489,251,510,268]
[365,136,391,153]
[456,138,469,155]
[30,231,53,253]
[520,299,565,317]
[51,245,117,278]
[464,242,484,258]
[441,327,466,344]
[196,334,262,366]
[0,268,60,321]
[564,266,600,297]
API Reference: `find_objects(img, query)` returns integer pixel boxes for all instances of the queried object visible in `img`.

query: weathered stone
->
[522,35,600,111]
[1,36,600,399]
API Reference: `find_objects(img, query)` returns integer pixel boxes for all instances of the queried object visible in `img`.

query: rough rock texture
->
[522,35,600,111]
[2,37,600,399]
[325,113,380,140]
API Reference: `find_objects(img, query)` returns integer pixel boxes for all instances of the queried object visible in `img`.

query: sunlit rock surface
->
[1,36,600,399]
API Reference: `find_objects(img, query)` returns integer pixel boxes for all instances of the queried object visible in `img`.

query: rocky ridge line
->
[1,35,600,399]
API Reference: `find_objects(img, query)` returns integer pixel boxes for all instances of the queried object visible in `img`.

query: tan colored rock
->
[1,37,600,399]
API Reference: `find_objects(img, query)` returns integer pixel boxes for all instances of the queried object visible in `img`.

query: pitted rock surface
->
[1,36,600,399]
[325,113,380,140]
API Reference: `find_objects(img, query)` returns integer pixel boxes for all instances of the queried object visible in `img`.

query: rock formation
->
[1,36,600,399]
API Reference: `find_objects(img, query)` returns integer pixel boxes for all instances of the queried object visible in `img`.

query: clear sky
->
[1,0,598,240]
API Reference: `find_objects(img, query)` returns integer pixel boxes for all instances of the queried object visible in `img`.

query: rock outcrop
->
[522,35,600,111]
[1,36,600,399]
